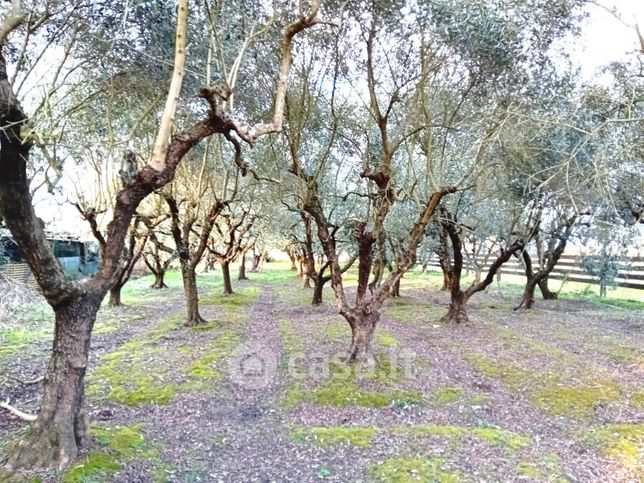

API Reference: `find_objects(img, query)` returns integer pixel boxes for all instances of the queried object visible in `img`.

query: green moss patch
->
[580,424,644,472]
[200,287,260,306]
[463,353,539,391]
[532,382,621,418]
[292,427,378,448]
[63,424,154,483]
[286,359,423,408]
[432,387,464,406]
[376,331,400,348]
[369,457,461,482]
[86,313,184,406]
[396,424,530,452]
[88,306,248,406]
[187,328,241,381]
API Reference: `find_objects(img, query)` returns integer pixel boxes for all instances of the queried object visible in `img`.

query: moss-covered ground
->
[0,262,641,481]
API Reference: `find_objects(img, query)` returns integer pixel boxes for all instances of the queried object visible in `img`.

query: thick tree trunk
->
[181,264,205,326]
[238,254,248,281]
[221,261,233,295]
[151,271,167,289]
[4,297,100,471]
[441,291,469,324]
[538,277,557,300]
[312,278,326,305]
[346,311,379,363]
[108,285,122,307]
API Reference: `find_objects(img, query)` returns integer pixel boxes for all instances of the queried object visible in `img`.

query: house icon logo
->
[229,343,277,389]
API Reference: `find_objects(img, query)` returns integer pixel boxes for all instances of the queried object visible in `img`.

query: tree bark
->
[312,279,325,305]
[238,253,248,281]
[538,277,557,300]
[108,285,122,307]
[4,296,100,471]
[442,291,469,324]
[181,263,205,326]
[391,278,401,297]
[347,310,379,363]
[151,271,167,289]
[221,260,233,295]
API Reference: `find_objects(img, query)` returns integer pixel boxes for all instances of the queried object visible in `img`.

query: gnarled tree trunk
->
[346,310,379,363]
[5,296,100,471]
[538,277,557,300]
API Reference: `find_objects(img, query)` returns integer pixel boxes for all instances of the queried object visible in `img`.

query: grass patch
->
[369,457,461,482]
[463,353,541,391]
[86,313,184,406]
[432,387,463,406]
[292,427,377,448]
[532,382,621,418]
[284,359,423,409]
[376,331,400,348]
[200,286,261,306]
[187,328,241,381]
[396,424,530,452]
[580,423,644,472]
[88,305,248,406]
[63,424,154,482]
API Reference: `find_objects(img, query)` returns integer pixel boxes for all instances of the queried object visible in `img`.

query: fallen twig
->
[0,398,37,421]
[7,374,44,385]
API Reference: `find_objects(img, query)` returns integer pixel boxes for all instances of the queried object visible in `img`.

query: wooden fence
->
[425,254,644,290]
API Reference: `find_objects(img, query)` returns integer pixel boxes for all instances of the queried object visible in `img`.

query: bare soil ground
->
[0,266,642,482]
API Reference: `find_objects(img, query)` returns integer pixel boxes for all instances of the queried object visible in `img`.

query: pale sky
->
[573,0,644,78]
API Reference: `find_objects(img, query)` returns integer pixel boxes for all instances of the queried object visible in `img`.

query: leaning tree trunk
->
[346,310,379,363]
[181,263,205,326]
[151,270,167,289]
[5,296,100,471]
[538,276,557,300]
[391,278,401,298]
[108,285,123,307]
[238,254,248,281]
[221,261,234,295]
[518,277,539,310]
